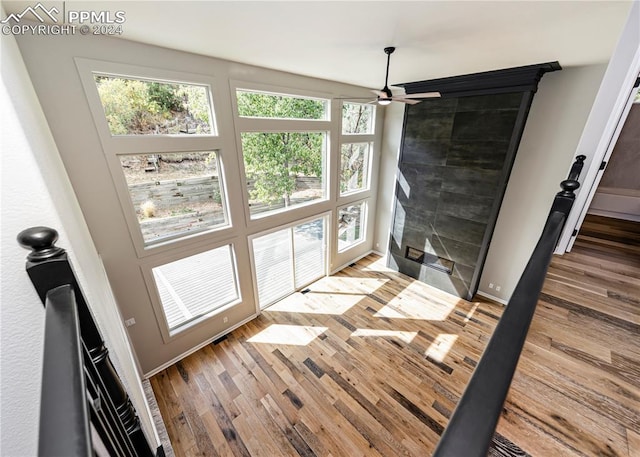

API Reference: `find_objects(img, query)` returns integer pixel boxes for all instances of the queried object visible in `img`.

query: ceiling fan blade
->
[371,89,387,97]
[392,98,421,105]
[401,91,441,99]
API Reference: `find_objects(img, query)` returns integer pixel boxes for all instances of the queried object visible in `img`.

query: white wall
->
[479,64,606,301]
[373,64,606,302]
[0,31,158,455]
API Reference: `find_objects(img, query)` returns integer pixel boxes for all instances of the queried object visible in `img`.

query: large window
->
[119,151,229,246]
[236,88,329,219]
[94,75,215,135]
[152,244,240,333]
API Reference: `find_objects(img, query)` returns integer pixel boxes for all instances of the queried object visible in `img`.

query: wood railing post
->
[18,227,154,457]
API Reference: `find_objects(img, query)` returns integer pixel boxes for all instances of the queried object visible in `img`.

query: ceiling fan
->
[340,47,440,105]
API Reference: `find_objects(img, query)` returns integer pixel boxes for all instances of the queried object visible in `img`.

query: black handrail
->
[39,285,91,457]
[432,155,585,457]
[17,227,157,457]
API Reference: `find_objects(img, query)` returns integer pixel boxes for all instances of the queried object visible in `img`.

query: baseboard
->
[331,250,375,274]
[588,208,640,222]
[476,291,508,306]
[143,313,258,378]
[589,190,640,222]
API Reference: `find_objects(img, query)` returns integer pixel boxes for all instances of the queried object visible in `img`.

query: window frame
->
[248,211,330,310]
[339,141,373,196]
[337,199,368,253]
[140,239,243,343]
[230,81,334,225]
[116,150,231,248]
[76,58,240,258]
[338,102,376,199]
[341,101,376,135]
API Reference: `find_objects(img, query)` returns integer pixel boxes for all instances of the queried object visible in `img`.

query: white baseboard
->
[331,250,375,274]
[588,190,640,222]
[143,313,258,378]
[476,291,508,305]
[588,208,640,222]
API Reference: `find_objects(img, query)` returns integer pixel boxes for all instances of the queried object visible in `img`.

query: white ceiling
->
[4,1,634,90]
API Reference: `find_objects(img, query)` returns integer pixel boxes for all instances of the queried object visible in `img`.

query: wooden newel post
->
[18,227,154,457]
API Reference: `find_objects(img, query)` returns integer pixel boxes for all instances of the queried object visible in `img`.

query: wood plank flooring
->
[151,214,639,457]
[497,214,640,457]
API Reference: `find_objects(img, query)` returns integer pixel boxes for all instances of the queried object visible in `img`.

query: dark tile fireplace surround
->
[388,62,561,300]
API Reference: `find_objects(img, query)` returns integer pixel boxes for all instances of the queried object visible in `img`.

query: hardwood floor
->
[498,214,640,457]
[151,214,639,457]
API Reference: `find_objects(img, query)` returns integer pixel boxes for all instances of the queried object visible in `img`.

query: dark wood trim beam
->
[398,61,561,97]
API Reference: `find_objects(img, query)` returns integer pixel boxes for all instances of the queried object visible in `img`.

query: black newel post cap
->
[17,226,66,261]
[559,179,580,196]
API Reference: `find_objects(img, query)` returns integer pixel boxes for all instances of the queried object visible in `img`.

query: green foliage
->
[178,86,211,132]
[148,82,182,112]
[243,132,323,206]
[237,91,325,120]
[96,77,161,134]
[95,76,212,135]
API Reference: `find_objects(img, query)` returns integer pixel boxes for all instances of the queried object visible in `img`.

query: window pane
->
[294,218,325,288]
[236,90,327,120]
[241,132,326,217]
[120,151,228,245]
[340,143,371,195]
[338,202,366,251]
[152,245,238,332]
[94,75,214,135]
[342,103,374,134]
[252,229,294,308]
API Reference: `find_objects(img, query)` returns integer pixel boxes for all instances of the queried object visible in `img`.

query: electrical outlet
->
[223,316,228,323]
[489,283,494,289]
[124,318,136,327]
[496,285,501,292]
[376,243,380,248]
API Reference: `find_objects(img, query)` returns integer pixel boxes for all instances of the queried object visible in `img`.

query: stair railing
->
[432,154,586,457]
[17,228,158,457]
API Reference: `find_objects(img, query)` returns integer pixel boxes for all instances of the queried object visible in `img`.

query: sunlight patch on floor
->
[351,328,418,343]
[425,334,458,362]
[268,291,360,315]
[247,324,327,346]
[375,297,456,320]
[315,276,389,294]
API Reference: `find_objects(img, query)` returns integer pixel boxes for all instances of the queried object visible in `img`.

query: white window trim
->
[230,80,337,225]
[139,237,244,343]
[339,140,374,198]
[337,199,368,254]
[247,211,331,311]
[75,58,242,258]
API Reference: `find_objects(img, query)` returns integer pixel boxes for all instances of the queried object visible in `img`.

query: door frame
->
[556,1,640,253]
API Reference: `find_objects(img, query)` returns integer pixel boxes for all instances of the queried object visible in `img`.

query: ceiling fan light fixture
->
[378,99,392,106]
